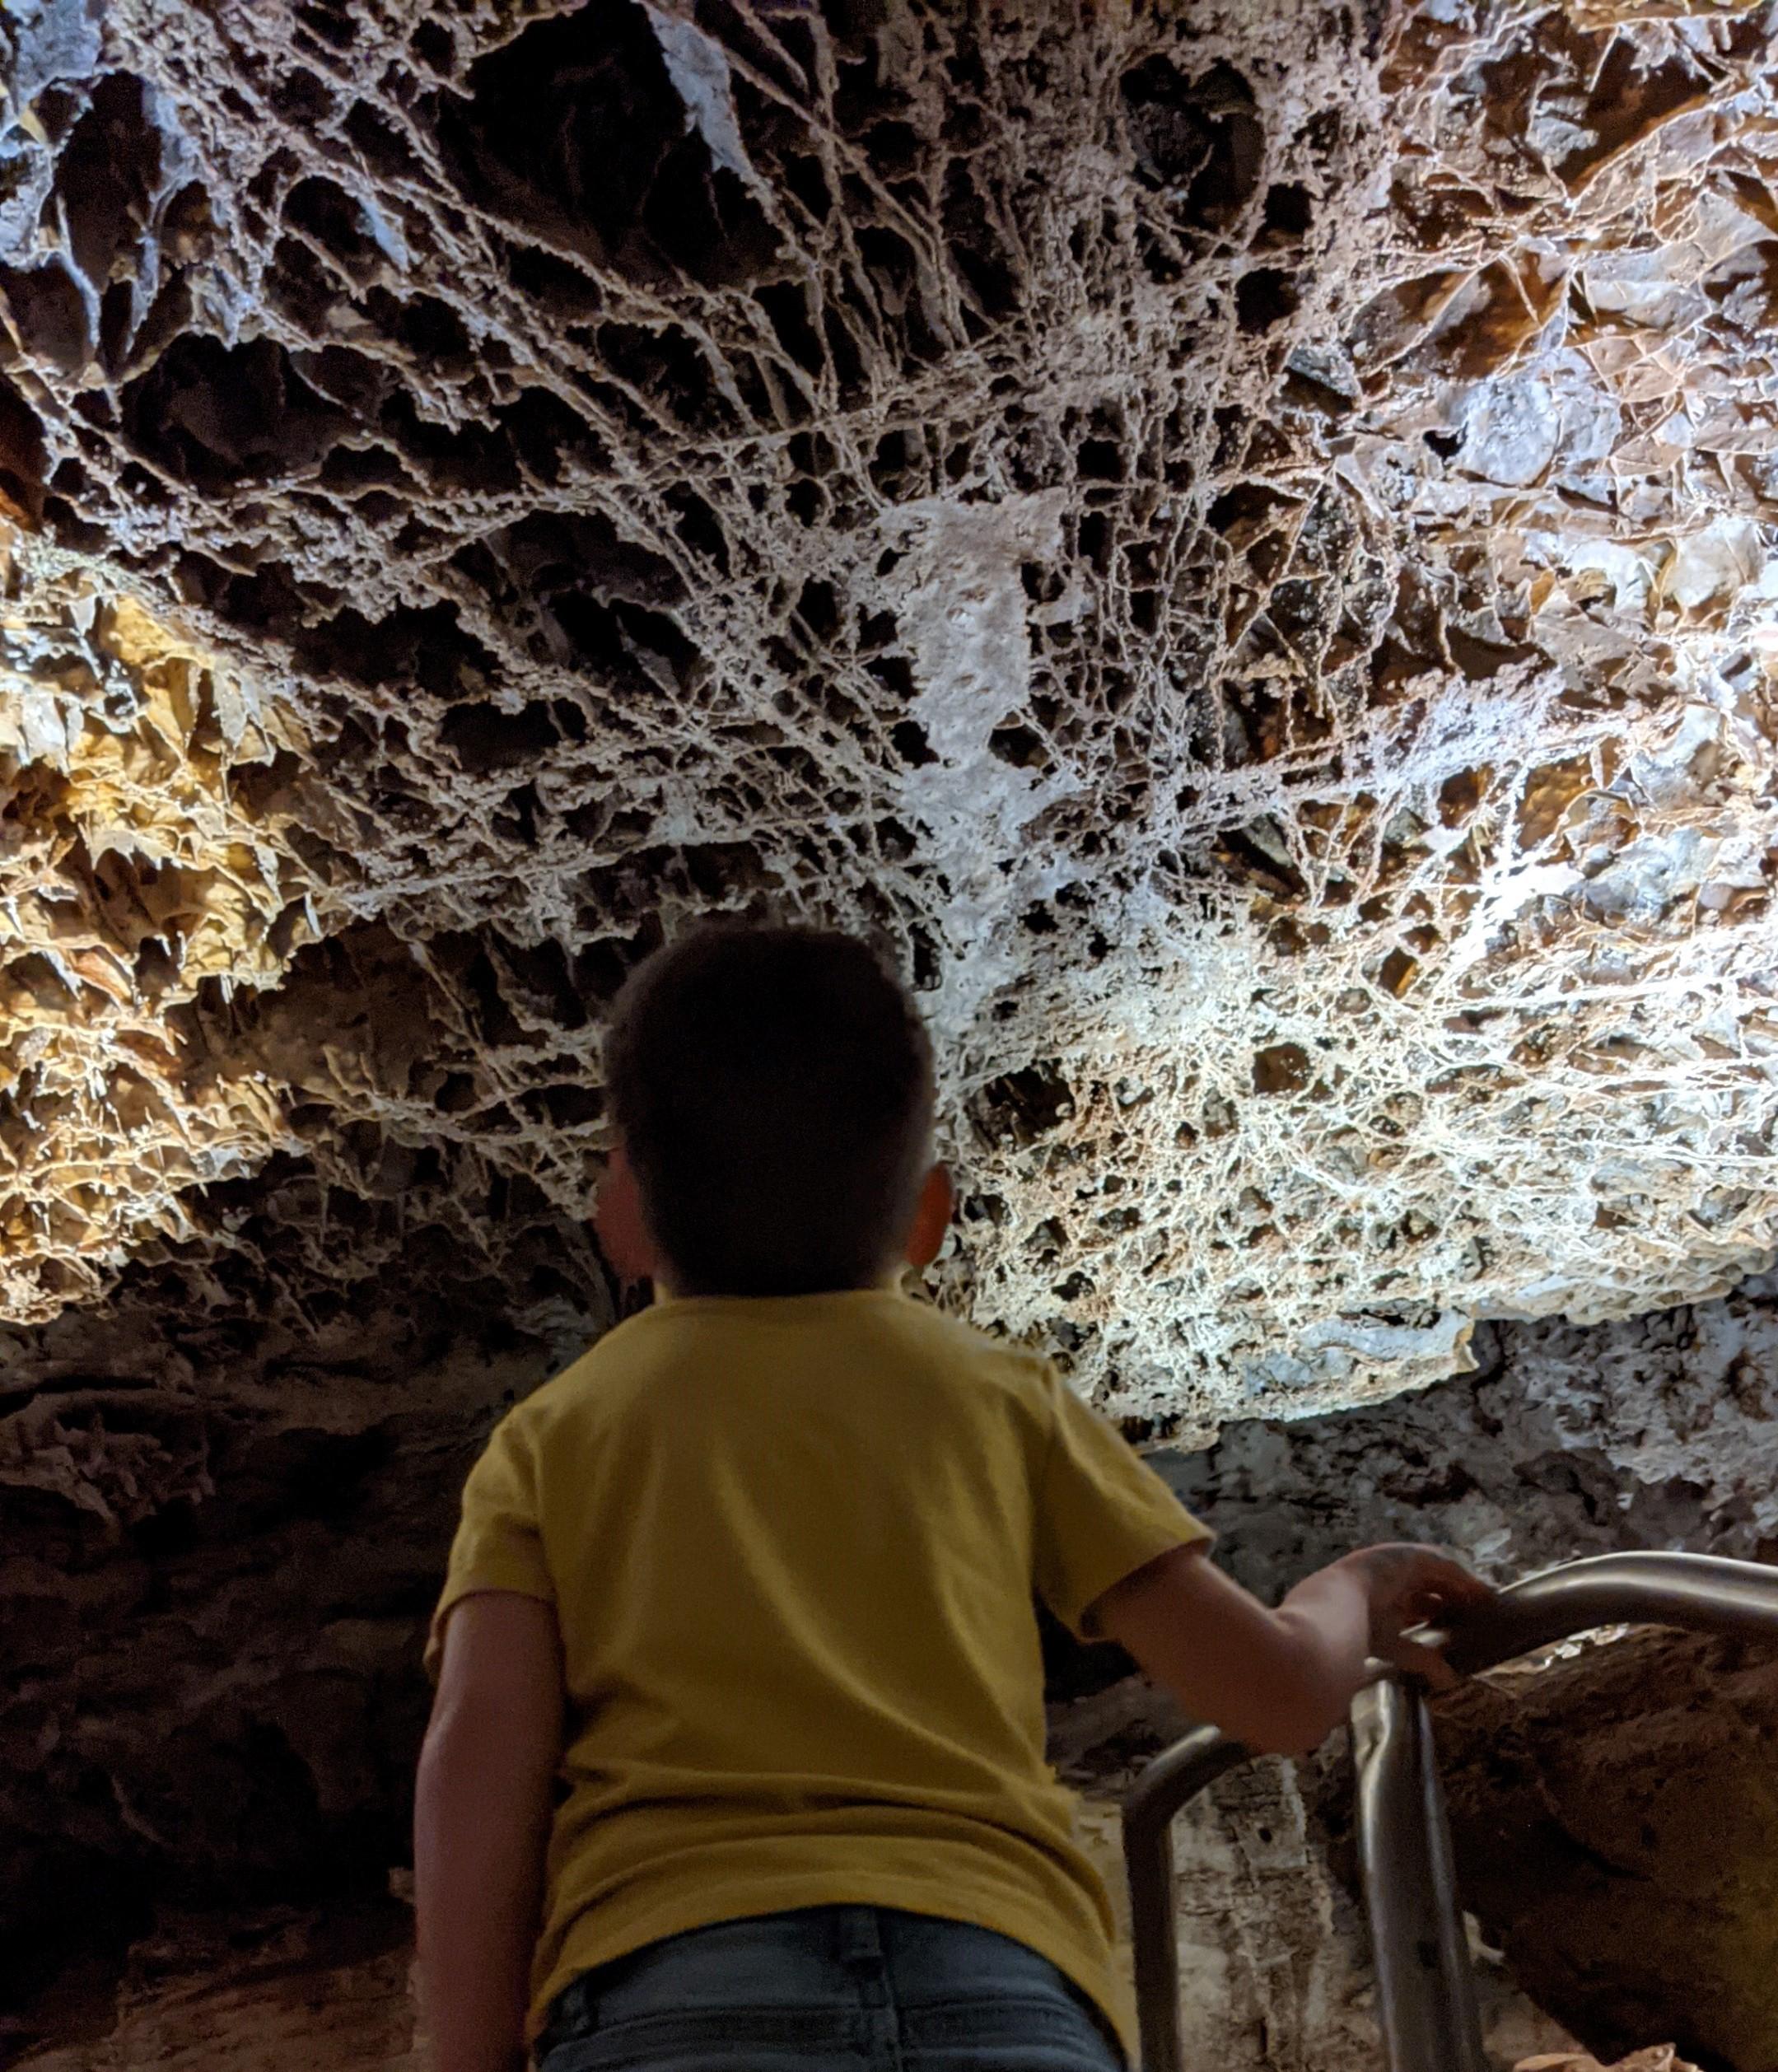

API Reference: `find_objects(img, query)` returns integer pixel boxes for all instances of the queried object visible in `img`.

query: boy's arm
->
[1090,1540,1491,1757]
[416,1592,565,2072]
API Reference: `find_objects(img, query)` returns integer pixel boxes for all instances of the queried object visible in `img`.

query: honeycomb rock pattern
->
[0,545,312,1322]
[3,0,1778,1435]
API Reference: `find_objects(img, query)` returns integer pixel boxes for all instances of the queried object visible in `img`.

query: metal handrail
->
[1120,1551,1778,2072]
[1118,1728,1252,2072]
[1440,1549,1778,1673]
[1351,1677,1487,2072]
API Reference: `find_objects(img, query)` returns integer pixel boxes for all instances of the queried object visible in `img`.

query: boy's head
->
[599,923,946,1298]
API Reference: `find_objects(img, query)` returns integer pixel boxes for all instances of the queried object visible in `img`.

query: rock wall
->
[1158,1272,1778,1587]
[0,1305,533,2056]
[13,1899,425,2072]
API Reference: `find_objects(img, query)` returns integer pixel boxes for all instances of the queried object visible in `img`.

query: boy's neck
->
[648,1267,910,1307]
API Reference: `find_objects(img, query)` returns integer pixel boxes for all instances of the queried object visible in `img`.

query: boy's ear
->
[903,1163,954,1271]
[594,1142,661,1283]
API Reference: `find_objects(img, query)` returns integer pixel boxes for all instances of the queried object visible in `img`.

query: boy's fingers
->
[1363,1543,1492,1597]
[1414,1580,1493,1622]
[1386,1632,1461,1692]
[1436,1563,1496,1603]
[1401,1553,1496,1614]
[1412,1548,1492,1589]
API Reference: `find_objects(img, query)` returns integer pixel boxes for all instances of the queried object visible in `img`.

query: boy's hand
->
[1091,1539,1496,1757]
[1335,1543,1496,1691]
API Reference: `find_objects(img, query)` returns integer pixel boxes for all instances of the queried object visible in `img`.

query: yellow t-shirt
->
[428,1288,1208,2060]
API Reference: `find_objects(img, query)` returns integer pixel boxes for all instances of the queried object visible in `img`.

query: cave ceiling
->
[2,0,1778,1435]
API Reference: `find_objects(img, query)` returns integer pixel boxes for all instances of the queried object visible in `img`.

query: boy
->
[418,924,1487,2072]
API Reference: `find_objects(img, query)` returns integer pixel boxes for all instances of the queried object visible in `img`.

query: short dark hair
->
[604,923,936,1298]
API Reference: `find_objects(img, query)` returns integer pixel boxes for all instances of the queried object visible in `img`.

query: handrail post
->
[1119,1726,1248,2072]
[1124,1790,1181,2072]
[1351,1678,1488,2072]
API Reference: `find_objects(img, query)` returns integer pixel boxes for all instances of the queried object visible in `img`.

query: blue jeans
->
[534,1906,1126,2071]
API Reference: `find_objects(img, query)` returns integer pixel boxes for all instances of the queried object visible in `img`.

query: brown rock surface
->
[13,1900,424,2072]
[1440,1628,1778,2072]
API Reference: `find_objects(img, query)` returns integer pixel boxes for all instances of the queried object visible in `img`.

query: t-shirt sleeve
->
[424,1408,556,1680]
[1032,1365,1213,1640]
